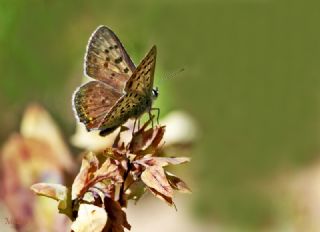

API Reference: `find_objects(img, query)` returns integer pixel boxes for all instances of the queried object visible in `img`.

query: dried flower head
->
[31,118,191,232]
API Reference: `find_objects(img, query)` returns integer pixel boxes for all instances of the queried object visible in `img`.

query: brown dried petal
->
[142,126,166,154]
[103,147,126,160]
[135,126,166,157]
[94,158,124,184]
[72,152,99,200]
[166,172,192,193]
[129,127,154,153]
[128,118,165,155]
[148,187,175,207]
[135,156,190,167]
[141,166,173,199]
[112,126,129,148]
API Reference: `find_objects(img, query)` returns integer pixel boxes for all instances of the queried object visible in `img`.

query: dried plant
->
[31,118,191,232]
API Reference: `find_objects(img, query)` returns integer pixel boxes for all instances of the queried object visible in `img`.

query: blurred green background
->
[1,0,320,230]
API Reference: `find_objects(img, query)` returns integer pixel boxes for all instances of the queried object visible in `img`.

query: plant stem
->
[118,158,131,207]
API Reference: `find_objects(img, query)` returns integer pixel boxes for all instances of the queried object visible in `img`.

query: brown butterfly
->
[73,26,159,136]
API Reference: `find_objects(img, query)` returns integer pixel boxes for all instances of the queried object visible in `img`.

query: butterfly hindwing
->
[85,25,136,92]
[73,81,122,130]
[98,92,148,135]
[125,46,157,96]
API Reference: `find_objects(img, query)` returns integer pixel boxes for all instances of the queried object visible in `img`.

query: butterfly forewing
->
[73,81,122,130]
[125,46,157,96]
[85,26,136,92]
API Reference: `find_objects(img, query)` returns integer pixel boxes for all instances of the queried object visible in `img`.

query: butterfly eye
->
[152,88,159,98]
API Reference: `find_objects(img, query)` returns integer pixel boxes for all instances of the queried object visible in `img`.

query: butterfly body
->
[73,26,158,136]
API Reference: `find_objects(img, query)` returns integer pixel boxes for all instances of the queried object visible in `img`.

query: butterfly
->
[73,25,159,136]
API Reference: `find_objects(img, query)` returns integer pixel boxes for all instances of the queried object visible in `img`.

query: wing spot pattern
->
[115,57,123,64]
[147,58,154,66]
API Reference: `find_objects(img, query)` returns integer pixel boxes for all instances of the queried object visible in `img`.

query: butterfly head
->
[152,87,159,101]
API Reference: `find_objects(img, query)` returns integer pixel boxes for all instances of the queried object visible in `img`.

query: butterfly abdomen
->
[99,125,119,136]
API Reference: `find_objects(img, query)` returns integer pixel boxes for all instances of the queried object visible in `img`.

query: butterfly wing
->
[124,46,157,96]
[85,25,136,92]
[98,92,148,136]
[73,81,122,130]
[97,46,157,136]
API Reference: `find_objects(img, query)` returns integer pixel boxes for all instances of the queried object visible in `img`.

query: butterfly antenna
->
[164,68,185,79]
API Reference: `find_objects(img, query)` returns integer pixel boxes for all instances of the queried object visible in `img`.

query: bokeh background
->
[1,0,320,231]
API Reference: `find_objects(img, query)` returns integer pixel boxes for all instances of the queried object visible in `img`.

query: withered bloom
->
[31,119,191,232]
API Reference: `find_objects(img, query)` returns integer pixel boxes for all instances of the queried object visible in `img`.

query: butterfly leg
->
[137,118,141,130]
[132,118,137,135]
[151,108,160,124]
[148,110,154,128]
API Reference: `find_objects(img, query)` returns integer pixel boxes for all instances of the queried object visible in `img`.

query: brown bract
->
[31,119,191,232]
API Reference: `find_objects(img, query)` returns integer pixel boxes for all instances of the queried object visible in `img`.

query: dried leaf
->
[128,118,165,155]
[104,196,131,232]
[133,126,166,157]
[112,126,129,148]
[94,158,123,184]
[141,166,173,199]
[71,203,107,232]
[166,172,191,193]
[103,147,126,161]
[143,126,166,154]
[31,183,73,219]
[129,127,154,153]
[148,187,175,207]
[72,152,99,200]
[30,183,68,208]
[135,156,190,167]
